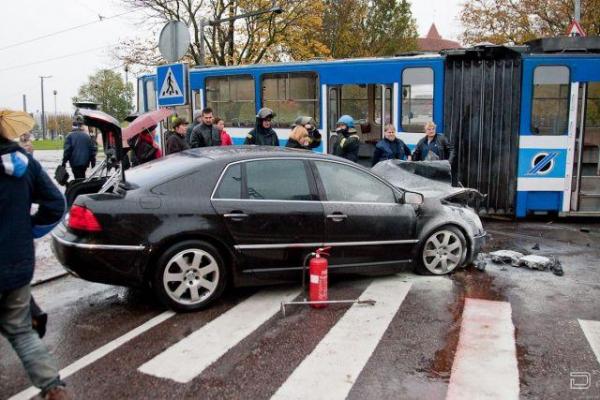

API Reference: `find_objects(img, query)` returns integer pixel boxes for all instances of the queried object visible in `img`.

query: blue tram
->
[137,36,600,217]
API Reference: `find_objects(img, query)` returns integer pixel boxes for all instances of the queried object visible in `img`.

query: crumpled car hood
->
[371,160,485,203]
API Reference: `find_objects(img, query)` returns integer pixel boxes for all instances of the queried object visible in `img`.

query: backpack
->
[129,135,157,166]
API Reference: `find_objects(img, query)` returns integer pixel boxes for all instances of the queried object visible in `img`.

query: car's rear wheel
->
[417,226,466,275]
[153,240,226,311]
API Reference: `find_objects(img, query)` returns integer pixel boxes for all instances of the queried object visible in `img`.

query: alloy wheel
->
[422,230,464,274]
[163,249,220,305]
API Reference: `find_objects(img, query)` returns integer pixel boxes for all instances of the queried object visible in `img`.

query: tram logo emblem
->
[527,152,558,176]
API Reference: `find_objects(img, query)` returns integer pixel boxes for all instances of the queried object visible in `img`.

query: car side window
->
[245,160,313,201]
[214,164,242,199]
[315,161,396,203]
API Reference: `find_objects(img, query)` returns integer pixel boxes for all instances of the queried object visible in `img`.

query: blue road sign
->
[157,63,187,106]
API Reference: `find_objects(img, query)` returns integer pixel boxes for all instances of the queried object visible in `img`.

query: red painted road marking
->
[446,298,519,400]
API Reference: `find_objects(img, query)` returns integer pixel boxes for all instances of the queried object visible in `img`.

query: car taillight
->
[68,205,102,232]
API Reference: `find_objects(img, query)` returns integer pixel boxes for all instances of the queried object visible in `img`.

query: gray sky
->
[0,0,463,116]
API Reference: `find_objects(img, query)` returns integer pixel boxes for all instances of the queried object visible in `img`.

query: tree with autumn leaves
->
[115,0,418,67]
[460,0,600,45]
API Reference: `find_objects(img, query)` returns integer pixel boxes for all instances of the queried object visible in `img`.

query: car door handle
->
[224,212,248,220]
[326,213,347,221]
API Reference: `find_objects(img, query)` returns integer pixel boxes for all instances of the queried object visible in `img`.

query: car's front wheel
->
[417,226,466,275]
[153,240,227,311]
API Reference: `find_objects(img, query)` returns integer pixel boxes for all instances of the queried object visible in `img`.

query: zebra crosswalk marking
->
[579,319,600,365]
[446,299,519,400]
[138,288,299,383]
[271,276,412,400]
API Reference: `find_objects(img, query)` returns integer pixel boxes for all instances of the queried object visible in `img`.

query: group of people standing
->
[118,106,455,169]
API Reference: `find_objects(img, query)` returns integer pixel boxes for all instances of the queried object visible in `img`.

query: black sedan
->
[52,147,486,311]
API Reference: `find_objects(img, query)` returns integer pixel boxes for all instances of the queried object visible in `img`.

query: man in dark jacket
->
[0,111,69,400]
[185,110,202,144]
[166,118,190,155]
[332,115,360,162]
[61,115,96,179]
[412,121,455,163]
[190,107,221,147]
[244,108,280,146]
[372,124,412,166]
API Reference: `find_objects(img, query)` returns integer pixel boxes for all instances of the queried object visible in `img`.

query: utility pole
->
[40,75,52,139]
[53,90,58,139]
[574,0,581,22]
[22,94,27,113]
[125,64,129,85]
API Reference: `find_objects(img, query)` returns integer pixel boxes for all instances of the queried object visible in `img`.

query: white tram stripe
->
[579,319,600,365]
[8,311,176,400]
[446,299,519,400]
[271,276,412,400]
[138,288,299,383]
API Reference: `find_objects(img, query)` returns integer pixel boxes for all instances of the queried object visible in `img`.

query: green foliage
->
[321,0,418,58]
[31,139,64,151]
[73,69,134,121]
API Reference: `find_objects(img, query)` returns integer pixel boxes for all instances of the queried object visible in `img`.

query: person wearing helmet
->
[332,115,360,162]
[293,116,321,149]
[244,108,279,146]
[61,113,97,180]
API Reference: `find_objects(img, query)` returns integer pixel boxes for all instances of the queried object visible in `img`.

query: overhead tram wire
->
[0,9,137,52]
[0,45,111,72]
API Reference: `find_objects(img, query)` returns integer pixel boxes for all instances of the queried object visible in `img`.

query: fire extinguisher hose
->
[301,252,316,300]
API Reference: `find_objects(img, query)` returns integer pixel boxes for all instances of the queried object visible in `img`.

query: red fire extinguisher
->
[309,247,330,308]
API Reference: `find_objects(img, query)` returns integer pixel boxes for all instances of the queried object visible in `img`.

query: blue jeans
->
[0,284,63,392]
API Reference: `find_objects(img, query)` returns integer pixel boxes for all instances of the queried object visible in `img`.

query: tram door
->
[571,82,600,212]
[327,84,393,166]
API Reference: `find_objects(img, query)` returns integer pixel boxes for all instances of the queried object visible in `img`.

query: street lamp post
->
[198,5,283,66]
[53,90,58,139]
[40,75,52,139]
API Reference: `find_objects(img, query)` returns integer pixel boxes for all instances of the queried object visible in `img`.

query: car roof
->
[175,146,352,164]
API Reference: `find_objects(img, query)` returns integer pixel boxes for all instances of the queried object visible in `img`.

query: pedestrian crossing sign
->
[157,63,187,106]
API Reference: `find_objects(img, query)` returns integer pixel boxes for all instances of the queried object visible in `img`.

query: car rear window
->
[125,155,211,188]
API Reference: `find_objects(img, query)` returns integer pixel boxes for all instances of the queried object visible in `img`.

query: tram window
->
[206,75,255,128]
[340,85,369,122]
[401,68,433,132]
[262,72,319,128]
[137,79,144,112]
[531,66,570,135]
[145,79,157,111]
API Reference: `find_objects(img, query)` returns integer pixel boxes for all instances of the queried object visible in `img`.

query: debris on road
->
[490,250,524,266]
[473,253,487,271]
[518,255,552,271]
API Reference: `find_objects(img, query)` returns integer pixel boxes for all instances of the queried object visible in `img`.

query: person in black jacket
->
[332,115,360,162]
[244,108,279,146]
[190,107,221,147]
[61,114,96,179]
[0,110,70,400]
[372,124,412,166]
[293,116,321,149]
[186,110,202,144]
[286,126,310,149]
[412,121,455,163]
[165,118,190,155]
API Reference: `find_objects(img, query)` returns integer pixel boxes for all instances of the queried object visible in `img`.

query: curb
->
[31,272,69,287]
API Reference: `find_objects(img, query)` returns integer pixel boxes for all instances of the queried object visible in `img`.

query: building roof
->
[417,23,462,52]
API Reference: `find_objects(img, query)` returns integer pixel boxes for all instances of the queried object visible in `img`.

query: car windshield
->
[125,154,212,188]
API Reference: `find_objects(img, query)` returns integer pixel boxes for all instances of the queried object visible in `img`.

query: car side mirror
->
[403,191,424,205]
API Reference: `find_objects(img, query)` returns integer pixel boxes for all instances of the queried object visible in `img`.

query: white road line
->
[579,319,600,364]
[9,311,175,400]
[446,298,519,400]
[271,276,412,400]
[138,288,299,383]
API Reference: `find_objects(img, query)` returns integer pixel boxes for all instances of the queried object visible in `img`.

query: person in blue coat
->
[372,124,412,166]
[0,110,69,399]
[61,114,97,180]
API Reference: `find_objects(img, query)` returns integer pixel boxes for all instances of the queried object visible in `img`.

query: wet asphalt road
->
[2,220,600,400]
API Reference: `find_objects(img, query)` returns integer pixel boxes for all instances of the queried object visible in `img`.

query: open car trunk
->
[65,109,125,207]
